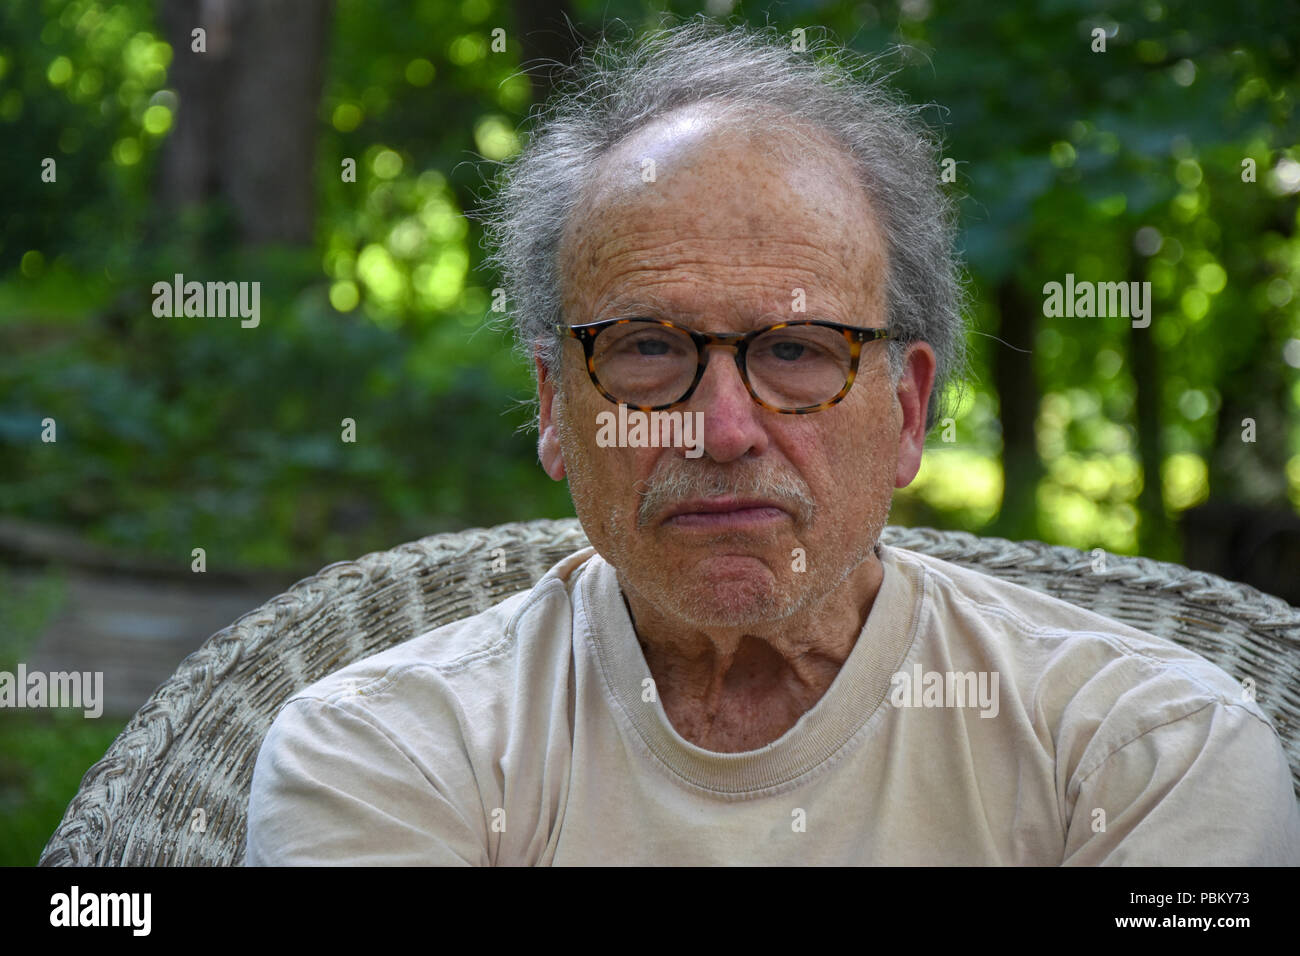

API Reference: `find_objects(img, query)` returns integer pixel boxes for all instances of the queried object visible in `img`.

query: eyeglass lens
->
[591,323,853,409]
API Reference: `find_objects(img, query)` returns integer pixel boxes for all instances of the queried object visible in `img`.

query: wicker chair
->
[38,518,1300,866]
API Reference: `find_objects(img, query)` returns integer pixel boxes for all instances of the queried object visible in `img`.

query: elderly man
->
[246,21,1300,865]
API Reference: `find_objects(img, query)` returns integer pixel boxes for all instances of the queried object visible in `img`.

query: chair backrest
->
[39,519,1300,866]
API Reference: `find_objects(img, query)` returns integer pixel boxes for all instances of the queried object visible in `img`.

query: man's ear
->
[894,341,937,489]
[536,349,566,481]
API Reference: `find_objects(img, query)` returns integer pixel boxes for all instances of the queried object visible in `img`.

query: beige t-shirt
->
[245,543,1300,865]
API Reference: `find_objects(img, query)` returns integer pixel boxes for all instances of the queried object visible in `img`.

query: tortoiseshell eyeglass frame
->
[555,317,892,414]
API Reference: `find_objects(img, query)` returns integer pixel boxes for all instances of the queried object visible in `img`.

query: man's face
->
[538,106,934,629]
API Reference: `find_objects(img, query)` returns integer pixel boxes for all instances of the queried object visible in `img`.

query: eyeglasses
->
[556,317,891,414]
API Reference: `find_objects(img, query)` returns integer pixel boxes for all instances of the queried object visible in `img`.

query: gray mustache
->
[635,464,816,527]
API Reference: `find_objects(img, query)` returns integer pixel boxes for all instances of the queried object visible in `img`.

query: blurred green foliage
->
[2,0,576,569]
[0,565,128,867]
[0,710,128,865]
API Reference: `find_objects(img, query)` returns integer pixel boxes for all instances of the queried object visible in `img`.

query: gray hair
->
[477,16,968,432]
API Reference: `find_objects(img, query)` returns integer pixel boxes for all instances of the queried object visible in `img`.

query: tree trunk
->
[1128,254,1177,560]
[157,0,333,244]
[990,277,1044,543]
[512,0,580,105]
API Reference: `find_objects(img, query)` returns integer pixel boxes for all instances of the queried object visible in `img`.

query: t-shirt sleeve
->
[245,695,490,866]
[1061,699,1300,865]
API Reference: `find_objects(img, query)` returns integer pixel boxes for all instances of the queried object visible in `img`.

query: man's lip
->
[662,498,787,521]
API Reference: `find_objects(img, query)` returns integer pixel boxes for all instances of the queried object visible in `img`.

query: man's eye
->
[611,332,683,358]
[635,338,671,356]
[769,341,806,361]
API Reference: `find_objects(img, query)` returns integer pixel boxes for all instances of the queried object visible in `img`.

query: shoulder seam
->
[274,694,435,781]
[282,576,571,705]
[909,553,1245,696]
[1073,697,1284,792]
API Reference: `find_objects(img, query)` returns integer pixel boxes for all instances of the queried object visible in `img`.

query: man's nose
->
[683,346,770,463]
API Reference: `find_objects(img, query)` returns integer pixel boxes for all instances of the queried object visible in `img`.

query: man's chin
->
[634,559,804,628]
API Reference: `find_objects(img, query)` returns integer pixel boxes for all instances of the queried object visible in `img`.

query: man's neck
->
[617,548,885,753]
